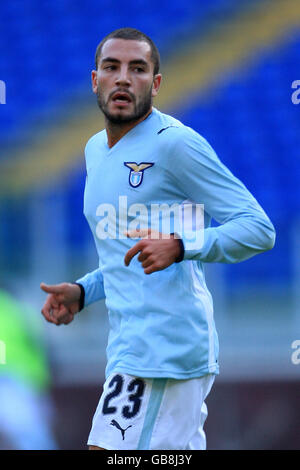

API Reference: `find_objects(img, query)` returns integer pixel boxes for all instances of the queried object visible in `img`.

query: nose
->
[115,66,131,87]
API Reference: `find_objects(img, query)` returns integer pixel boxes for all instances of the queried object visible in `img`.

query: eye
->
[104,65,117,71]
[134,67,145,73]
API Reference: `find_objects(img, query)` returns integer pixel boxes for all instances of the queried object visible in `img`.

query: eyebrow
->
[101,57,149,68]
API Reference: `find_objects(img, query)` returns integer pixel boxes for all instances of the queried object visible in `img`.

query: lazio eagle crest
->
[124,162,154,188]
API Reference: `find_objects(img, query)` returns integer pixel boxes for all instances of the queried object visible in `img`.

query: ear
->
[152,74,162,98]
[91,70,98,94]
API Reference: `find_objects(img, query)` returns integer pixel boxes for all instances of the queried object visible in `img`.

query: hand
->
[124,229,182,275]
[40,282,81,326]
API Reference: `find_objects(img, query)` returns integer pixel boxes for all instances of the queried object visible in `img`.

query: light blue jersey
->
[77,107,275,380]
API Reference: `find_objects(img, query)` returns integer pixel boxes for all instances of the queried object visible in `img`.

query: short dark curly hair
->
[95,27,160,76]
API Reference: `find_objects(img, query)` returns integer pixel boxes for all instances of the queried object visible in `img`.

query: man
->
[40,28,275,450]
[0,288,57,450]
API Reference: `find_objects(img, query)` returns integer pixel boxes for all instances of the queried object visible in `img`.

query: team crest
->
[124,162,154,188]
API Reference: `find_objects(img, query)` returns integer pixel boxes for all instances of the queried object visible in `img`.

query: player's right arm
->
[40,282,82,326]
[40,268,105,326]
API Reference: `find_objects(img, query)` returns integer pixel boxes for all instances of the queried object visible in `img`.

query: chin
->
[107,110,136,124]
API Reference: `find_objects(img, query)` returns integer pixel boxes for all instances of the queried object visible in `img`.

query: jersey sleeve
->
[76,268,105,307]
[76,134,106,307]
[167,127,276,263]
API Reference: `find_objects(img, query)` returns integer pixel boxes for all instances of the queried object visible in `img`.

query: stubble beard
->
[96,86,153,125]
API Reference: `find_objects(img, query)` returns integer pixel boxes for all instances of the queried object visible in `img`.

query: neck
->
[105,108,152,148]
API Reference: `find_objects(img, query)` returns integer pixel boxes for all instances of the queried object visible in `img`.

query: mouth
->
[111,91,132,106]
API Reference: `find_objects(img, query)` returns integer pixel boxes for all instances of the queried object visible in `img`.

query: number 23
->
[102,374,145,419]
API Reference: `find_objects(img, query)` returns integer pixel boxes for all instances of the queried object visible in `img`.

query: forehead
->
[100,38,152,64]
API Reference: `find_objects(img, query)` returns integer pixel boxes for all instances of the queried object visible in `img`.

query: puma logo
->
[110,419,132,440]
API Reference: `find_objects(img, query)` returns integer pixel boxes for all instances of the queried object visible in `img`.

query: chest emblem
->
[124,162,154,188]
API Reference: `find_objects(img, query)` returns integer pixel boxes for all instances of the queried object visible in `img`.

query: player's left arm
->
[124,127,275,273]
[124,229,183,275]
[164,127,276,263]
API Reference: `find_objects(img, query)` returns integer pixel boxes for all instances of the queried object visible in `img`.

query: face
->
[92,38,161,124]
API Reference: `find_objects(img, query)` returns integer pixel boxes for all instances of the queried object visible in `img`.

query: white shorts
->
[87,372,215,450]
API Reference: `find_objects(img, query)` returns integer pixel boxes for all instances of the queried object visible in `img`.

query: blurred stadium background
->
[0,0,299,450]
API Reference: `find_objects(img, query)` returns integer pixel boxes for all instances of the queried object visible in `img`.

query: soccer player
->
[40,28,276,450]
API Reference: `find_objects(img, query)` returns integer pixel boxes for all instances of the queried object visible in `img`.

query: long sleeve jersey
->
[77,107,275,379]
